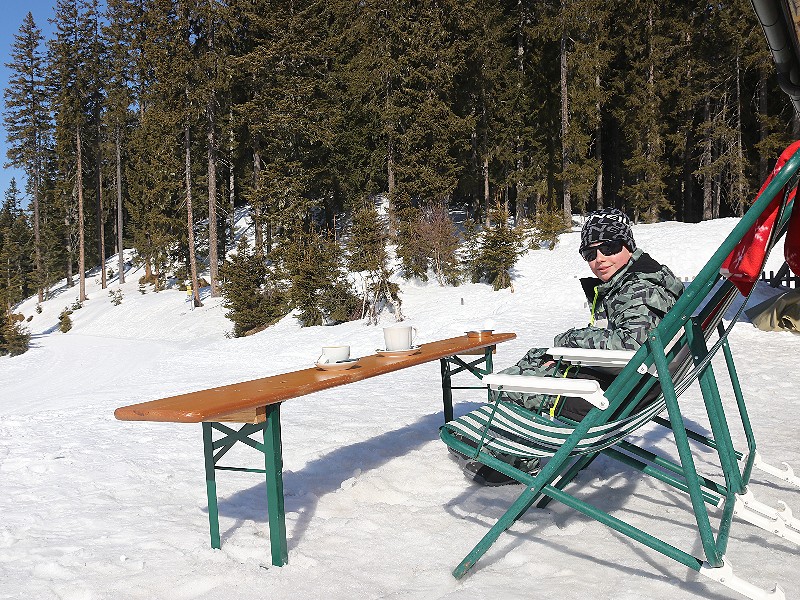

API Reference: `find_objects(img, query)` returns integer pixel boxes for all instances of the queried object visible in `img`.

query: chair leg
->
[536,454,597,509]
[453,486,541,579]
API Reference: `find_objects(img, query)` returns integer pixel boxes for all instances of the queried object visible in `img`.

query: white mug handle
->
[411,327,417,345]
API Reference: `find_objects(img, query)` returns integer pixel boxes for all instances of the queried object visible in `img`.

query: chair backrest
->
[598,147,800,423]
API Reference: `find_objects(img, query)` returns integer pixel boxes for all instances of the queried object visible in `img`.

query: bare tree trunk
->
[758,66,769,181]
[713,91,728,220]
[682,127,693,221]
[228,111,236,248]
[186,123,202,307]
[207,102,220,296]
[515,0,525,223]
[252,149,264,252]
[386,68,395,236]
[702,96,713,221]
[560,20,571,223]
[646,6,659,224]
[32,164,43,302]
[681,31,693,222]
[96,140,106,289]
[595,74,603,210]
[735,55,746,217]
[483,156,490,226]
[65,197,73,288]
[77,124,86,302]
[116,129,125,284]
[387,134,396,238]
[206,3,220,297]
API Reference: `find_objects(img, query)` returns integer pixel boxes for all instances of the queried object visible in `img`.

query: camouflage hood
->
[554,249,684,351]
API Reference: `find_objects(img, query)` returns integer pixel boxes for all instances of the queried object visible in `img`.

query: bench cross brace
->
[440,347,494,422]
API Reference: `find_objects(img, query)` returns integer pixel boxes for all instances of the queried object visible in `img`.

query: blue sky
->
[0,1,56,205]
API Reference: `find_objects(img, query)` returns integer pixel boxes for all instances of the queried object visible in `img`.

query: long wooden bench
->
[115,332,516,566]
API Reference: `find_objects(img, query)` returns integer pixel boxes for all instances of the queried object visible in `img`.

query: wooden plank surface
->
[114,332,516,423]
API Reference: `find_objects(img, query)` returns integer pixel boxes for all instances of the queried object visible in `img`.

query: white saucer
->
[315,358,359,371]
[375,346,421,357]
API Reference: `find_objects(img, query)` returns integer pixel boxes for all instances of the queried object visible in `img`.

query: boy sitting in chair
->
[462,208,684,486]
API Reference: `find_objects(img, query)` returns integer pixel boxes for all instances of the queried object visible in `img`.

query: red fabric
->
[721,140,800,295]
[786,188,800,277]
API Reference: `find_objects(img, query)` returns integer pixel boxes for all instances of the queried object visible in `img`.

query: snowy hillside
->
[1,217,799,600]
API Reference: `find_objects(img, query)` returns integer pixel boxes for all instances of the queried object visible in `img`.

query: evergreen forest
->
[1,0,798,351]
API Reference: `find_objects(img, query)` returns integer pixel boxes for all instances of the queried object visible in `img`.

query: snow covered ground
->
[1,217,799,600]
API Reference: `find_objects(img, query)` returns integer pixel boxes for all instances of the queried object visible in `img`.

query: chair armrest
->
[482,373,609,410]
[548,346,637,369]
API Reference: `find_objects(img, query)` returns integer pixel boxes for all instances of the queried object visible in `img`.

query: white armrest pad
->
[483,373,609,410]
[548,347,636,368]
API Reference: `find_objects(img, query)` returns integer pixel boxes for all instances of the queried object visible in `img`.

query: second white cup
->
[320,345,350,363]
[383,325,417,351]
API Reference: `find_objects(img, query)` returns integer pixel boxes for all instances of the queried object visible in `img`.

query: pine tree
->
[0,315,31,356]
[220,235,285,337]
[458,0,515,225]
[560,0,613,215]
[231,0,330,251]
[388,3,472,233]
[124,0,183,289]
[48,0,99,301]
[0,179,33,313]
[346,198,401,324]
[195,0,228,297]
[0,184,32,359]
[102,0,136,285]
[608,0,675,222]
[277,224,359,327]
[83,0,108,290]
[473,202,524,290]
[3,12,51,303]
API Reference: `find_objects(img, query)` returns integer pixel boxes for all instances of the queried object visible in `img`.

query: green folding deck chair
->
[440,147,800,600]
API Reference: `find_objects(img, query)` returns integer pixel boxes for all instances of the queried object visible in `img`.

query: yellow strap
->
[590,286,599,326]
[549,365,575,418]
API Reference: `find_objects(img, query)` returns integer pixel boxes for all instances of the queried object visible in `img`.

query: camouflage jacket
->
[553,249,684,351]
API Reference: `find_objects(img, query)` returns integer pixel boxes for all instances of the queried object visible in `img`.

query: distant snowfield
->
[2,217,799,600]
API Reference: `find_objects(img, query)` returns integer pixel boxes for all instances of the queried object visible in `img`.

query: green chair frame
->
[440,150,800,600]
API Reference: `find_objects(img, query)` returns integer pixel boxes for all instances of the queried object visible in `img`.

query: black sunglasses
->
[580,240,625,262]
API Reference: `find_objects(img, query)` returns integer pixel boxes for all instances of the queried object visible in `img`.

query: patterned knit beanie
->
[579,208,636,252]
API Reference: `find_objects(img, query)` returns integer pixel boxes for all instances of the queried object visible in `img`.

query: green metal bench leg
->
[263,403,288,566]
[440,358,454,423]
[202,422,221,549]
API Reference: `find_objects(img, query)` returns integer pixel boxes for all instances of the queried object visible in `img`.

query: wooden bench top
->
[114,332,516,423]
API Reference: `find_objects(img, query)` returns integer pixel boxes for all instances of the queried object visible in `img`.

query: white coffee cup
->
[319,345,350,363]
[383,325,417,351]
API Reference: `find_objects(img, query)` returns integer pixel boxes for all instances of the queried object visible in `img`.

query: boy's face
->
[586,243,632,282]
